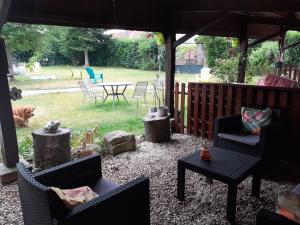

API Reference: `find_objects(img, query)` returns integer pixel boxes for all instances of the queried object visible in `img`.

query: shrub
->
[285,31,300,65]
[247,41,279,77]
[195,36,228,67]
[213,55,239,83]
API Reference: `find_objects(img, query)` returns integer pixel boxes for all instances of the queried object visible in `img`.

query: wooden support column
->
[237,23,249,83]
[279,30,286,62]
[0,38,19,167]
[165,33,176,117]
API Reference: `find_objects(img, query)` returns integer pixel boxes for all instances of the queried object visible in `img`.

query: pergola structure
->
[1,0,300,183]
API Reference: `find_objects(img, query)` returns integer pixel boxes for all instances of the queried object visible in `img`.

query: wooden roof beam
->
[282,40,300,51]
[248,28,287,48]
[177,0,300,11]
[173,11,230,48]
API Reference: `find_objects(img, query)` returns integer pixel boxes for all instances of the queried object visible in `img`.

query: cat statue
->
[43,121,61,133]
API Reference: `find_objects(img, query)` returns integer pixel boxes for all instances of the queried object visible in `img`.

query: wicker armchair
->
[17,154,150,225]
[213,108,287,169]
[256,209,298,225]
[256,184,300,225]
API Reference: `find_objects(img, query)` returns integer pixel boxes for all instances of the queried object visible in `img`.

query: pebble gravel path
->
[0,134,293,225]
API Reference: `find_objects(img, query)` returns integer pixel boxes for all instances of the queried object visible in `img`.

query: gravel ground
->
[0,134,294,225]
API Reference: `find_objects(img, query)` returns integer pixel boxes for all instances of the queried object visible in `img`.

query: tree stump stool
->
[144,112,170,143]
[32,128,71,170]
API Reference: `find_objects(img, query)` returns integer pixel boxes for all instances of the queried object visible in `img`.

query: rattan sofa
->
[17,153,150,225]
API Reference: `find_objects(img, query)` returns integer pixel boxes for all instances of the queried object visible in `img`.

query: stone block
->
[104,130,136,156]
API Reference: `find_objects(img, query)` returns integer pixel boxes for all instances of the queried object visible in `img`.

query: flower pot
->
[157,106,168,117]
[200,146,211,161]
[149,107,157,113]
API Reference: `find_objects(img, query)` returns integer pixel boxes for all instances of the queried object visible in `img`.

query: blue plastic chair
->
[85,67,104,83]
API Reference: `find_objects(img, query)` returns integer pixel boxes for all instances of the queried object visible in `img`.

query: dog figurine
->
[13,106,35,128]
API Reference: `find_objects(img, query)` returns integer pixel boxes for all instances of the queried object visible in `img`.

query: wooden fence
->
[276,65,300,82]
[174,82,300,156]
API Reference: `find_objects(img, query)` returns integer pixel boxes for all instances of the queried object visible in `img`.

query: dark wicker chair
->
[213,108,287,168]
[17,153,150,225]
[256,209,298,225]
[256,184,300,225]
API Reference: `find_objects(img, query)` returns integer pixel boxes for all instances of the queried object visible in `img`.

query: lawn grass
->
[13,90,154,157]
[9,65,197,90]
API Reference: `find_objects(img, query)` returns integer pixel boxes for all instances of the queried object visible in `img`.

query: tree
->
[59,27,109,66]
[1,23,44,77]
[195,35,228,67]
[285,31,300,65]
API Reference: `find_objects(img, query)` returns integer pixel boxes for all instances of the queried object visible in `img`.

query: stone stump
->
[32,128,71,170]
[144,112,170,143]
[104,130,136,155]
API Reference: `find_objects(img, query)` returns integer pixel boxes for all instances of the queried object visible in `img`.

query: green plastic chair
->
[85,67,104,83]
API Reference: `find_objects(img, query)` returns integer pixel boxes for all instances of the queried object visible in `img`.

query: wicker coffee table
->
[177,147,261,223]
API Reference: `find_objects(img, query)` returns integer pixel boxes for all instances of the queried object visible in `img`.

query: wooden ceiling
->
[6,0,300,38]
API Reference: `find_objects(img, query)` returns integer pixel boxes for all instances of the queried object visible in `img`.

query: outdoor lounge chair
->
[213,107,287,169]
[17,153,150,225]
[85,67,103,83]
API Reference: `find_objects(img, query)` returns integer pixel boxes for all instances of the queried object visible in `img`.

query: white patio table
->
[97,82,131,108]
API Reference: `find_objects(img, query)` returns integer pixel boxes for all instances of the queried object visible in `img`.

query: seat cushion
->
[88,178,119,195]
[218,132,259,146]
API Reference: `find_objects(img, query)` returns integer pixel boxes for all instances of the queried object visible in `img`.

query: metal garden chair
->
[153,79,164,107]
[78,80,103,107]
[131,81,148,108]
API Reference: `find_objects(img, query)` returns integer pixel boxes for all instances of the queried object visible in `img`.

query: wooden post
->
[0,38,19,167]
[279,31,286,61]
[237,22,248,83]
[165,33,176,117]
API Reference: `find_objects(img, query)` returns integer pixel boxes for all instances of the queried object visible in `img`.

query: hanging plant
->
[231,38,240,48]
[146,32,165,46]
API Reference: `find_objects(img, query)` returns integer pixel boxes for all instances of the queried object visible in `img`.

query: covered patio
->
[1,0,300,224]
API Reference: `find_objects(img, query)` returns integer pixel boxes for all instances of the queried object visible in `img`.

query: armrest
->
[213,115,242,147]
[259,121,286,161]
[62,176,150,225]
[256,209,298,225]
[34,154,102,188]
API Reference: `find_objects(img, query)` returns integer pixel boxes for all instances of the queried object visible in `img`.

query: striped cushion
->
[241,107,272,134]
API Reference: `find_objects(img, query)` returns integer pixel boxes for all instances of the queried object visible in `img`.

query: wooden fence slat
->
[208,85,215,140]
[235,87,242,114]
[246,88,253,105]
[193,83,199,136]
[256,90,264,106]
[187,83,192,135]
[225,86,232,116]
[174,83,179,132]
[267,90,276,107]
[217,85,224,117]
[279,92,288,107]
[180,83,185,133]
[201,84,207,138]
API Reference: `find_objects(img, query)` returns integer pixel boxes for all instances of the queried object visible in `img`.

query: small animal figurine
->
[43,121,61,133]
[200,146,211,161]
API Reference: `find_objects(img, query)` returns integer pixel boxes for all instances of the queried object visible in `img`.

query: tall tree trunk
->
[84,48,89,67]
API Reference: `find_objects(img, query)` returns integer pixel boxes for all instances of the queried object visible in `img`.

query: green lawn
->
[9,65,197,90]
[13,90,155,157]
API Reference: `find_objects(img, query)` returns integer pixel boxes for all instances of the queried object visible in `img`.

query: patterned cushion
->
[241,107,272,134]
[277,191,300,223]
